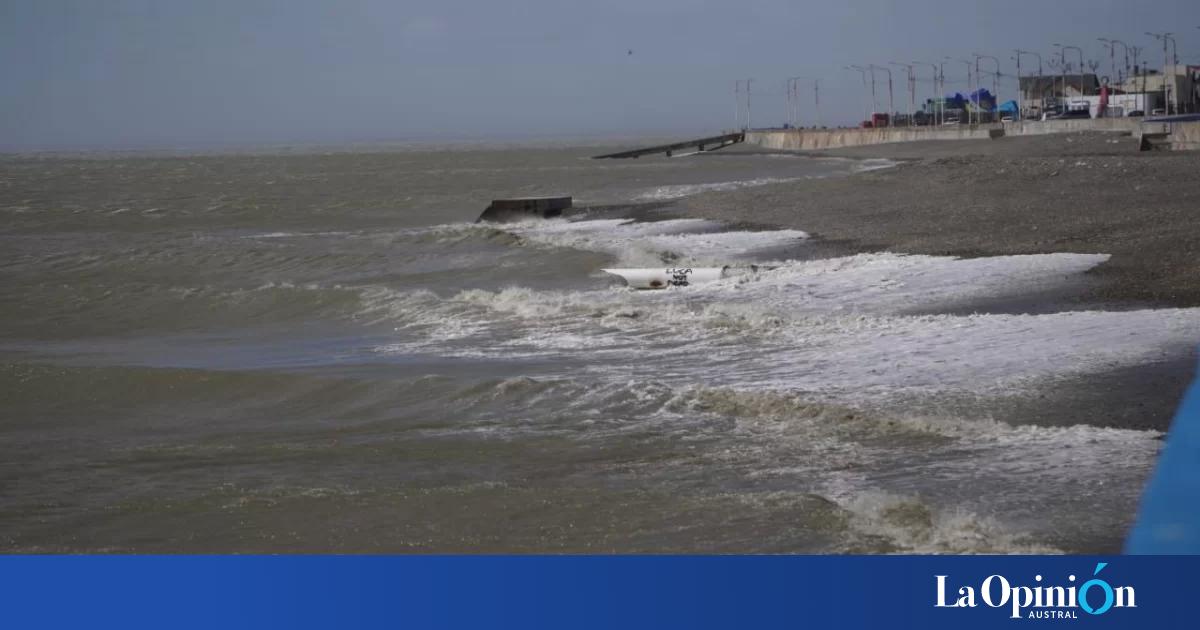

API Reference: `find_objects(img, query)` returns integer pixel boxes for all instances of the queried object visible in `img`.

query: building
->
[1116,66,1200,114]
[1066,93,1155,118]
[1017,74,1100,118]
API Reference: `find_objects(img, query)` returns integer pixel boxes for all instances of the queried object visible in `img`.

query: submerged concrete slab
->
[477,196,572,223]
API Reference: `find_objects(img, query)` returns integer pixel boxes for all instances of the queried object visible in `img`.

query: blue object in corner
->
[1127,351,1200,553]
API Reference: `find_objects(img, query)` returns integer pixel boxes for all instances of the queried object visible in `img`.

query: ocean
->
[2,143,1198,553]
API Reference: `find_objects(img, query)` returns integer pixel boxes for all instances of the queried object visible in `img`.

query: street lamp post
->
[873,65,892,126]
[1047,56,1063,114]
[1015,50,1043,119]
[1130,46,1145,111]
[1147,32,1175,113]
[784,78,792,127]
[869,65,894,126]
[1164,34,1180,111]
[1099,39,1114,84]
[733,79,754,130]
[735,79,752,129]
[1099,38,1130,84]
[1113,39,1130,84]
[1011,55,1022,119]
[974,53,1001,120]
[747,78,753,128]
[951,58,974,124]
[1053,44,1084,111]
[890,62,915,125]
[733,80,741,129]
[915,61,941,125]
[785,76,804,127]
[845,66,870,124]
[813,79,822,128]
[1065,46,1084,103]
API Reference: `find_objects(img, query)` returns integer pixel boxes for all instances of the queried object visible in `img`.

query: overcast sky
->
[2,0,1198,149]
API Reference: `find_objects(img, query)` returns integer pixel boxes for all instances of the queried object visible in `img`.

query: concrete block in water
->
[477,196,572,223]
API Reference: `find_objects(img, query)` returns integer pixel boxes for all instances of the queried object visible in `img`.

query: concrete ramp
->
[1136,121,1200,151]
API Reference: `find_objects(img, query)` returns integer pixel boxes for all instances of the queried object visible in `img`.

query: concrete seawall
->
[1002,118,1141,135]
[744,118,1145,152]
[744,126,996,151]
[1167,121,1200,150]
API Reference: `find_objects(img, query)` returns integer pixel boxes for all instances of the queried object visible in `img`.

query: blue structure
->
[968,88,996,112]
[1127,352,1200,553]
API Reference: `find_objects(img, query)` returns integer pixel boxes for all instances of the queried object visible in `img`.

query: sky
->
[2,0,1198,149]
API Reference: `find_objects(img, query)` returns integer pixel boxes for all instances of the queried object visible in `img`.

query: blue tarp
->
[998,100,1019,113]
[944,90,999,112]
[968,88,996,112]
[941,93,967,109]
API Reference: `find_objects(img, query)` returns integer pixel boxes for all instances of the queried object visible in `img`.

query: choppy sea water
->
[2,145,1198,553]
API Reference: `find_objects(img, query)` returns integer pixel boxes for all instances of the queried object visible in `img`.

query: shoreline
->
[672,132,1200,434]
[681,132,1200,309]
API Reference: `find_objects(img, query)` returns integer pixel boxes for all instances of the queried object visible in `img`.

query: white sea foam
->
[303,215,1185,554]
[369,248,1200,402]
[501,218,809,265]
[357,214,1198,551]
[851,158,900,173]
[633,177,802,200]
[685,252,1110,314]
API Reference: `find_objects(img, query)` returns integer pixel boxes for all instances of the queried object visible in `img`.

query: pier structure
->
[592,133,744,159]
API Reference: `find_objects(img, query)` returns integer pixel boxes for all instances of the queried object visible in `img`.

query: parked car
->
[1127,110,1144,117]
